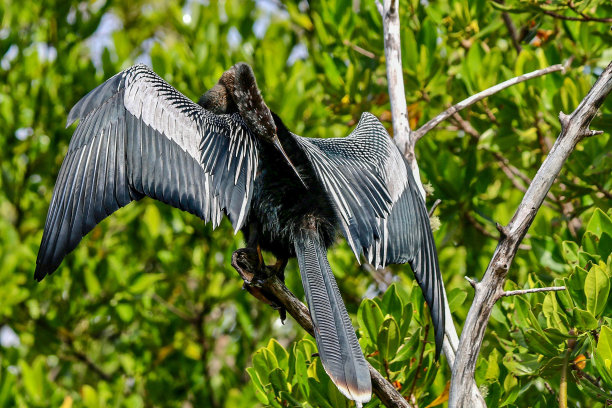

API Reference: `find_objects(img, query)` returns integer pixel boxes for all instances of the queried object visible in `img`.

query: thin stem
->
[501,286,566,297]
[413,64,566,141]
[559,341,572,408]
[407,324,430,402]
[428,199,441,217]
[540,8,612,23]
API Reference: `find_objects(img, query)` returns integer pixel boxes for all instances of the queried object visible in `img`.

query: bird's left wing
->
[292,112,445,355]
[36,64,259,280]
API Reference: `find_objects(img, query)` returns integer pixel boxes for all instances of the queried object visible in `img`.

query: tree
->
[0,0,610,407]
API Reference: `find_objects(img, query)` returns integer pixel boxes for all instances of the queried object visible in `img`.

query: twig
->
[493,152,558,209]
[540,8,612,23]
[448,61,612,407]
[494,0,522,53]
[231,249,413,408]
[465,276,478,289]
[413,64,566,141]
[501,286,566,297]
[428,199,441,217]
[560,336,576,408]
[343,39,376,59]
[407,324,430,402]
[152,292,195,321]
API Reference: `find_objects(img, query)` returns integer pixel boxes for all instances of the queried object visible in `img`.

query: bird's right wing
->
[293,113,445,356]
[36,64,259,280]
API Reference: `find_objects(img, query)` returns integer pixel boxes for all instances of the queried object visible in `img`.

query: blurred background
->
[0,0,611,407]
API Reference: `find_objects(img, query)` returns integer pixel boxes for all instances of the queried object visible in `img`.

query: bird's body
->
[243,116,337,259]
[36,63,445,405]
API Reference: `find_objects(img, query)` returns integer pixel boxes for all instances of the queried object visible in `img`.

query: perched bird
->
[36,62,445,405]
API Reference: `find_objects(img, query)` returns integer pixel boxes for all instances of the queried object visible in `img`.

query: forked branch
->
[448,61,612,407]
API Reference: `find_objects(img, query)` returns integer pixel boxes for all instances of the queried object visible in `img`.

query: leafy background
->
[0,0,611,407]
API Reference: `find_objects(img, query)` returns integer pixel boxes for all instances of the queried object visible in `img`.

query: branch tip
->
[583,129,604,137]
[465,276,478,289]
[562,57,574,74]
[495,222,509,237]
[559,111,571,128]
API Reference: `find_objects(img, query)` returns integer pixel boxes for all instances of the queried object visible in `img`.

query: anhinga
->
[36,63,445,406]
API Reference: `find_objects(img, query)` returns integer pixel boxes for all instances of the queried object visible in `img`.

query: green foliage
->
[0,0,610,407]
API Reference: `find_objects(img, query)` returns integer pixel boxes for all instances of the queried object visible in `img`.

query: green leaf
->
[447,287,468,313]
[522,328,559,356]
[381,283,404,323]
[247,367,270,405]
[485,349,501,381]
[594,325,612,388]
[562,240,580,264]
[268,368,289,394]
[307,378,336,408]
[574,308,599,331]
[584,263,610,317]
[83,267,102,297]
[586,208,612,238]
[378,316,401,361]
[390,327,422,367]
[358,298,384,344]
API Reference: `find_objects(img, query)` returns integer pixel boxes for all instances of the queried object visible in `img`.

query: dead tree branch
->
[501,286,566,297]
[413,64,567,141]
[448,61,612,407]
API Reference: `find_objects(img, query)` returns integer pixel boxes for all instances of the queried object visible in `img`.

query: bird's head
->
[201,62,306,187]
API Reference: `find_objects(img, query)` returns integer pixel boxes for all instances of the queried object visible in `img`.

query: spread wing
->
[36,64,259,280]
[293,112,445,355]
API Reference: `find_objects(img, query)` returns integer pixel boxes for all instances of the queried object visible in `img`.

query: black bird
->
[36,63,445,405]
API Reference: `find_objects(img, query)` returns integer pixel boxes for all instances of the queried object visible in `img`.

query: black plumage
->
[36,63,445,406]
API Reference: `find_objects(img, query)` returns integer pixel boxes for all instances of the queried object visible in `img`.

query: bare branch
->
[465,276,478,289]
[449,61,612,408]
[413,64,565,141]
[231,249,413,408]
[379,0,425,199]
[501,286,566,297]
[377,3,485,405]
[343,39,376,59]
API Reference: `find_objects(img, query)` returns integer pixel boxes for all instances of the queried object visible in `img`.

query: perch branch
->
[448,61,612,407]
[377,1,484,405]
[413,64,566,141]
[231,250,413,408]
[501,286,566,297]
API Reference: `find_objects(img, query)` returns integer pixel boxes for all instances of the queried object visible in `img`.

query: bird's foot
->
[231,248,287,323]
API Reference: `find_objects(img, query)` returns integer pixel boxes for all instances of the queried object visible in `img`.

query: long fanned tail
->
[294,228,371,405]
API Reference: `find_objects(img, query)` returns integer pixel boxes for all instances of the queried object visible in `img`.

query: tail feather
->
[295,228,371,405]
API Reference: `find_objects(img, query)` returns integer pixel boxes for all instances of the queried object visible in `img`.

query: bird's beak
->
[272,136,307,188]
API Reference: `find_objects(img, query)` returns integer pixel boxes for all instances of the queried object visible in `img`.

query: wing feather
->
[36,64,259,280]
[295,112,445,355]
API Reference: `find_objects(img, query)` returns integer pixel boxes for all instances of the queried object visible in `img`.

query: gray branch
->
[501,286,566,297]
[448,61,612,407]
[378,0,425,199]
[413,63,567,141]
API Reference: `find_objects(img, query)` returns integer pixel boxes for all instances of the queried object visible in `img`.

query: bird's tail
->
[294,227,371,405]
